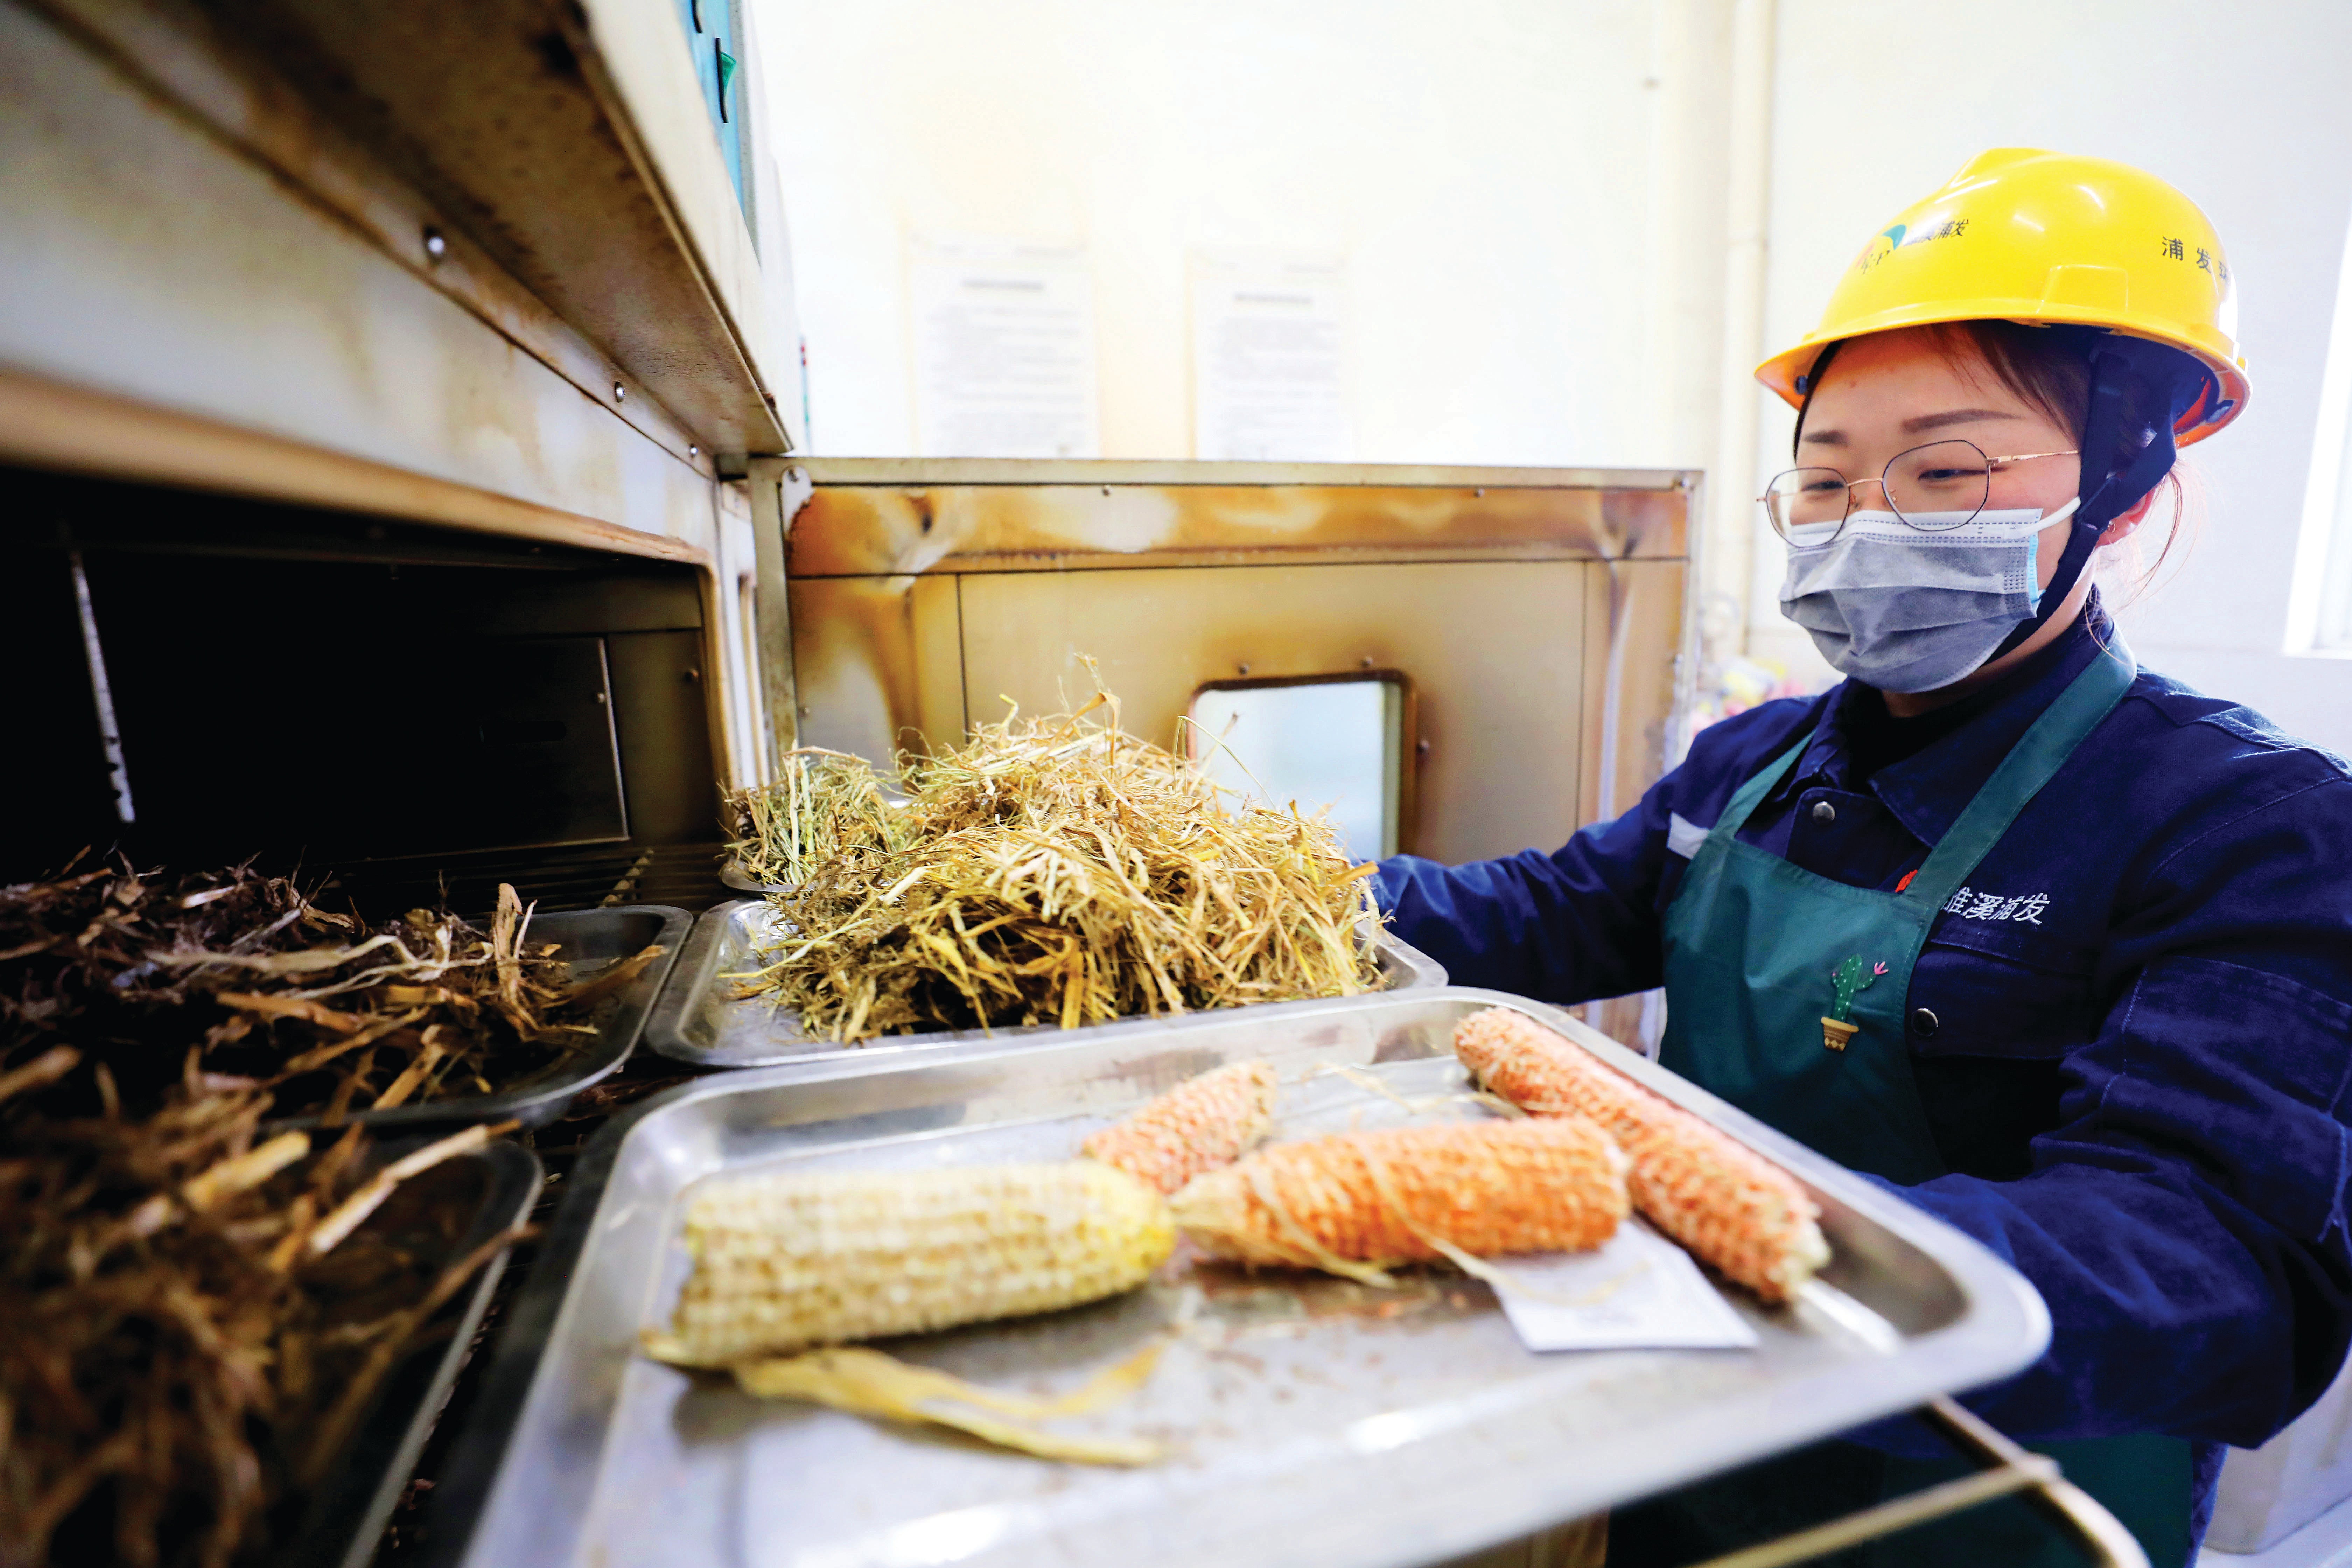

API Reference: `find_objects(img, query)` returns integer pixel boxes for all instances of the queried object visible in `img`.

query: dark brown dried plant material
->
[0,1076,523,1568]
[0,859,661,1122]
[729,682,1382,1042]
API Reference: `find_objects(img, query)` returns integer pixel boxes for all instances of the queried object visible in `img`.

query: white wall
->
[759,0,2352,752]
[756,0,1728,470]
[1755,0,2352,748]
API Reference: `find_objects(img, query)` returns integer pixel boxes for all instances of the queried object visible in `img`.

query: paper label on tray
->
[1492,1219,1759,1351]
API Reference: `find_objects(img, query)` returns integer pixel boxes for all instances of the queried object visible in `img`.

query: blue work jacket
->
[1378,607,2352,1525]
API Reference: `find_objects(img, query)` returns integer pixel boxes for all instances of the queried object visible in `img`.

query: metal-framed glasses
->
[1759,440,2078,541]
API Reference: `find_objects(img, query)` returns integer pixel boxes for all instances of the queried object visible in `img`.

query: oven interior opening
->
[3,469,730,914]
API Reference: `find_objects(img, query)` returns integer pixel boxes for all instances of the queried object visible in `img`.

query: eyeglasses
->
[1759,440,2079,541]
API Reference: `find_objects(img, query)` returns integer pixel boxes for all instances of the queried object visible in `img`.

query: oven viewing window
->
[1186,676,1404,864]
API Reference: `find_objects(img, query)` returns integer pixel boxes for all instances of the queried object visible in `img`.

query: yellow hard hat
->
[1757,148,2248,445]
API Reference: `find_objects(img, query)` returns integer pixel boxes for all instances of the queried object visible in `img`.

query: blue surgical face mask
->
[1777,498,2082,694]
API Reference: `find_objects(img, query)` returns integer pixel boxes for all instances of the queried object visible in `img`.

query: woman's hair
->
[1795,321,2200,602]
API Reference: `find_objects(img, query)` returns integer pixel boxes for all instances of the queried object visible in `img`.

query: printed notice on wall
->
[1191,255,1351,462]
[910,240,1100,458]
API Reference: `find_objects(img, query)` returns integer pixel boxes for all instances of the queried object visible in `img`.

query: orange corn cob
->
[1170,1117,1628,1270]
[1453,1007,1830,1302]
[1081,1059,1280,1195]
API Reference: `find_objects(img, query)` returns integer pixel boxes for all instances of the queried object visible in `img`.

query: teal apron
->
[1644,648,2192,1568]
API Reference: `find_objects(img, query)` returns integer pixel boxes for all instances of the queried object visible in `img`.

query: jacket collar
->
[1778,602,2119,847]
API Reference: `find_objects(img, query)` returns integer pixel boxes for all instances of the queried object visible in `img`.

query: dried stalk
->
[0,859,661,1122]
[732,680,1382,1042]
[0,1071,514,1568]
[722,748,911,888]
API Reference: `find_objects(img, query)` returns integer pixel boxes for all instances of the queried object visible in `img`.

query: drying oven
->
[2,0,796,914]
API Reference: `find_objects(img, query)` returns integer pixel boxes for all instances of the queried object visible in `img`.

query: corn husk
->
[649,1341,1167,1466]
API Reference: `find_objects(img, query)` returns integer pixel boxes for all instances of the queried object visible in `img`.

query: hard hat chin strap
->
[1986,337,2210,661]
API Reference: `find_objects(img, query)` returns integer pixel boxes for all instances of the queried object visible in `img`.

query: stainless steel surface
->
[433,987,2049,1568]
[23,0,790,460]
[273,906,690,1133]
[1,3,727,526]
[642,897,1450,1069]
[720,862,792,894]
[293,1137,541,1568]
[783,461,1690,883]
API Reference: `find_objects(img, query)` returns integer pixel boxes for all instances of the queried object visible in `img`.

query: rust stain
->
[788,576,926,761]
[784,476,1686,894]
[790,484,1687,578]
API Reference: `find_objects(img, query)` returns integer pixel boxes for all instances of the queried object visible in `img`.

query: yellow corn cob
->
[1080,1059,1280,1194]
[1170,1117,1628,1271]
[654,1161,1175,1365]
[1453,1007,1830,1302]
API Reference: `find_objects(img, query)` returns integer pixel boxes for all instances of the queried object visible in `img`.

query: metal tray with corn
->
[423,987,2050,1568]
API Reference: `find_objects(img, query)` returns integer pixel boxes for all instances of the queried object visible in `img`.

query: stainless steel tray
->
[271,905,690,1133]
[426,988,2048,1568]
[643,896,1448,1069]
[289,1135,541,1568]
[719,861,791,894]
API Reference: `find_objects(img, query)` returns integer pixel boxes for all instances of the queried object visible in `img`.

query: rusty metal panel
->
[786,574,966,769]
[1578,559,1691,831]
[790,475,1686,578]
[955,563,1587,864]
[910,576,967,750]
[782,463,1692,940]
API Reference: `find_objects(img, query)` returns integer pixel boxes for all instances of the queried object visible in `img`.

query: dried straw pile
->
[0,859,610,1564]
[0,859,661,1121]
[723,748,909,888]
[732,689,1383,1041]
[0,1058,517,1568]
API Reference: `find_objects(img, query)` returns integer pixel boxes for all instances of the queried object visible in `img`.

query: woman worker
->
[1378,149,2352,1567]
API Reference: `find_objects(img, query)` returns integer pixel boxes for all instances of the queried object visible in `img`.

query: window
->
[1187,678,1403,864]
[2287,203,2352,654]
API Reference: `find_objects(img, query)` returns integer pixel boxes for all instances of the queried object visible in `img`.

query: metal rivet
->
[684,668,701,683]
[1474,487,1485,498]
[1101,485,1112,496]
[1238,664,1251,676]
[612,382,626,402]
[1416,738,1431,755]
[1360,656,1374,668]
[1912,1007,1939,1038]
[1811,800,1836,823]
[422,226,448,261]
[688,444,700,458]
